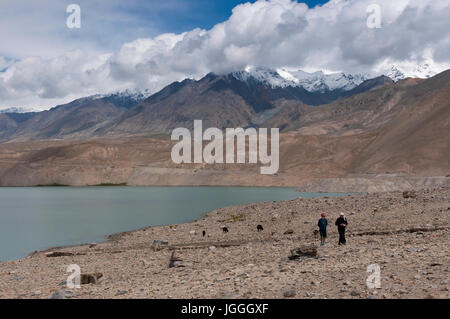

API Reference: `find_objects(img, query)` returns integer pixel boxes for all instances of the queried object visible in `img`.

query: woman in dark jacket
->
[335,212,348,245]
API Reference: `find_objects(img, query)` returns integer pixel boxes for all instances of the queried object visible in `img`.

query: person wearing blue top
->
[317,212,328,246]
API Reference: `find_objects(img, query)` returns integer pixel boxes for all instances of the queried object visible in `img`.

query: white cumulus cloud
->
[1,0,450,110]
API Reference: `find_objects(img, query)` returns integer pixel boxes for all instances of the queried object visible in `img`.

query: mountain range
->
[0,67,395,142]
[0,66,449,188]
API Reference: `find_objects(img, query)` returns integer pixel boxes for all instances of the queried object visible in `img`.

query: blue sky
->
[153,1,330,32]
[0,0,330,59]
[68,0,331,56]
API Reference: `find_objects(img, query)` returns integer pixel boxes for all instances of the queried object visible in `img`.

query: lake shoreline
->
[19,189,352,262]
[0,187,448,299]
[3,186,324,262]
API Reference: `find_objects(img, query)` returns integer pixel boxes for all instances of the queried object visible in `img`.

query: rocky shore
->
[0,187,449,299]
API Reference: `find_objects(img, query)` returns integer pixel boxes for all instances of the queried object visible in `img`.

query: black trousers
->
[338,228,346,245]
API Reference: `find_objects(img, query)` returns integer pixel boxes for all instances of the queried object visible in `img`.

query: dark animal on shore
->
[202,230,206,237]
[257,225,264,232]
[222,227,229,233]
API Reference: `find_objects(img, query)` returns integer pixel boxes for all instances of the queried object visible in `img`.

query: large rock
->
[288,245,318,260]
[168,251,183,268]
[80,273,103,284]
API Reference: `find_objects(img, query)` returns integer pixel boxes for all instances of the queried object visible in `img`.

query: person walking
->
[317,212,328,246]
[335,212,348,245]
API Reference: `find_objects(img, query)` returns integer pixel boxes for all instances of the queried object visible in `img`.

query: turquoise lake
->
[0,187,348,261]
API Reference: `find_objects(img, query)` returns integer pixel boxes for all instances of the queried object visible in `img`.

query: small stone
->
[116,290,127,296]
[283,289,296,298]
[350,290,360,296]
[50,290,72,299]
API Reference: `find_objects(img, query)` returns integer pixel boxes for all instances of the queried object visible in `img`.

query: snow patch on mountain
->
[278,68,368,92]
[231,66,295,88]
[231,66,369,92]
[93,88,152,101]
[0,106,38,113]
[375,55,450,82]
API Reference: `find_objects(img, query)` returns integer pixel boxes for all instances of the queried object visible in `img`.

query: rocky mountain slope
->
[0,69,393,142]
[0,69,448,187]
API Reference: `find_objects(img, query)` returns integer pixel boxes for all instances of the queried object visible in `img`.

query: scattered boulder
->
[80,273,103,285]
[168,251,183,268]
[288,245,318,260]
[403,191,417,199]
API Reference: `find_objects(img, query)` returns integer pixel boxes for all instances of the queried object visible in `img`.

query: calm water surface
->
[0,187,349,261]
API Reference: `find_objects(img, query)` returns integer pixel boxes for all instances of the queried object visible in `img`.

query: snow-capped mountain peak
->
[384,66,406,82]
[231,66,295,88]
[93,88,152,101]
[376,59,448,82]
[278,68,368,92]
[231,65,369,92]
